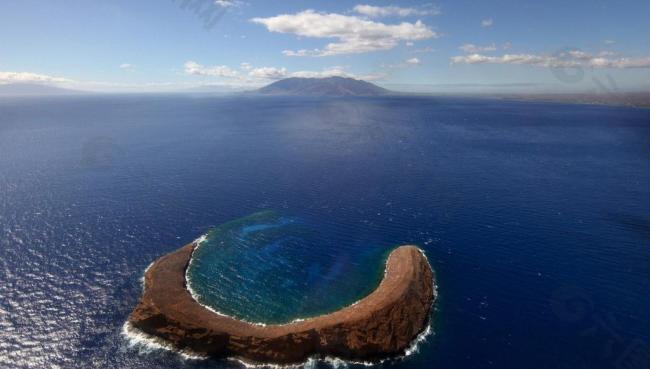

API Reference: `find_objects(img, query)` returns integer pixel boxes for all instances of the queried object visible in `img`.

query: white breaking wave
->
[123,318,435,369]
[121,321,206,361]
[193,233,208,245]
[227,321,436,369]
[140,261,155,289]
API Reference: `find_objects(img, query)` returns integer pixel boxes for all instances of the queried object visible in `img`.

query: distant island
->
[0,83,83,97]
[127,243,435,364]
[256,76,392,97]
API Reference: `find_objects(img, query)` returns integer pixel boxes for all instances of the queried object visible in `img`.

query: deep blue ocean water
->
[0,95,649,369]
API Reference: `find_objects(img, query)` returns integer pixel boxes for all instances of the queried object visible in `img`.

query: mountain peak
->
[256,77,390,97]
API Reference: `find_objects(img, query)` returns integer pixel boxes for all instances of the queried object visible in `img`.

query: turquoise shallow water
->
[186,211,388,324]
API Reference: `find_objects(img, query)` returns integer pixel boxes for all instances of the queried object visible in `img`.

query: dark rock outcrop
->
[128,243,435,364]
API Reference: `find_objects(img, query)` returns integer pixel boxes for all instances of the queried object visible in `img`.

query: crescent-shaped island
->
[128,242,436,365]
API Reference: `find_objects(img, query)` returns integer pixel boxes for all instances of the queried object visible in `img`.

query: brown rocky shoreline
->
[128,243,435,365]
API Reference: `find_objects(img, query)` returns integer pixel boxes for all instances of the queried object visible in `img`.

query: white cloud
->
[459,43,497,53]
[352,4,440,18]
[282,49,317,57]
[214,0,244,8]
[451,53,580,68]
[567,50,592,60]
[119,63,133,70]
[248,67,288,80]
[451,50,650,69]
[405,57,422,65]
[184,61,240,78]
[251,10,439,56]
[481,18,494,28]
[382,57,423,69]
[0,71,72,85]
[587,57,650,68]
[286,66,385,81]
[183,61,385,83]
[290,66,352,79]
[604,39,616,45]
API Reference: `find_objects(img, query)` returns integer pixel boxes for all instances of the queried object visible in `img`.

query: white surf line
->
[140,261,155,289]
[123,235,214,361]
[122,318,435,369]
[227,322,436,369]
[121,321,207,361]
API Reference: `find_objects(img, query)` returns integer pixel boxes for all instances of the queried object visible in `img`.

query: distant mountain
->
[0,83,83,96]
[256,77,391,97]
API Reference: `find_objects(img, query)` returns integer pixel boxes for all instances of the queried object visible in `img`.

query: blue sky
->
[1,0,649,92]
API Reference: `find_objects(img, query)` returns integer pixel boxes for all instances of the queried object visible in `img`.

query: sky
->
[1,0,649,93]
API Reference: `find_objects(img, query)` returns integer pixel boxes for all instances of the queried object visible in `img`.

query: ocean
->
[0,94,649,369]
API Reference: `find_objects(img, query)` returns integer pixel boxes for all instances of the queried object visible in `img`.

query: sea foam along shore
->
[122,316,436,368]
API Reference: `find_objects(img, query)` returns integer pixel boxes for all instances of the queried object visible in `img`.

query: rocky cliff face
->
[128,244,435,365]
